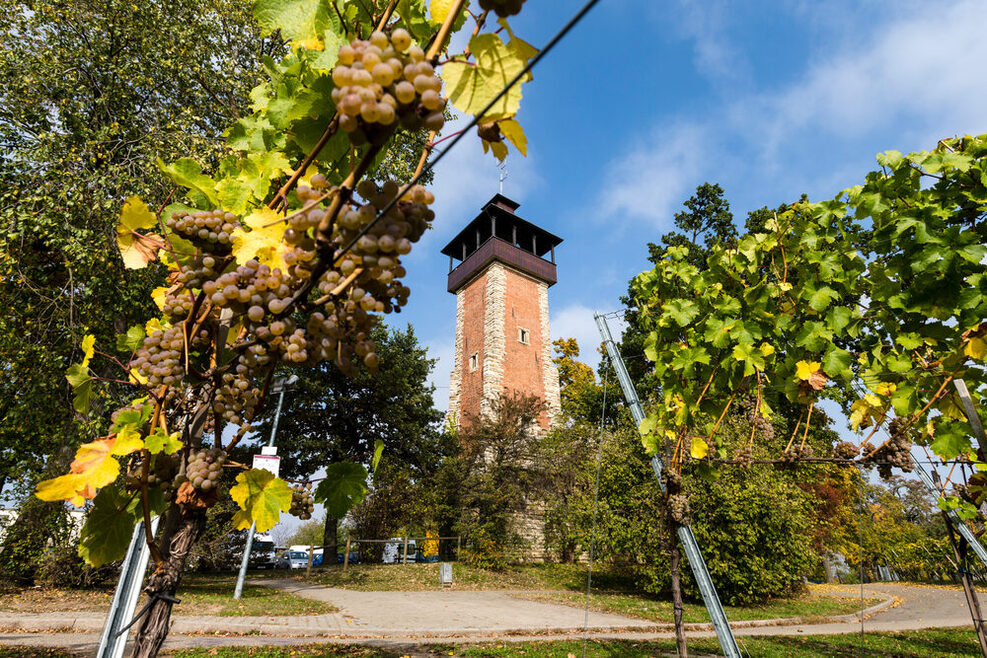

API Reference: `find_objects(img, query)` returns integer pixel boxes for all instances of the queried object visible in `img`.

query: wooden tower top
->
[440,194,563,294]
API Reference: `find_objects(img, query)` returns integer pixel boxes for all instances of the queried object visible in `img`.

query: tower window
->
[518,328,530,345]
[469,352,479,371]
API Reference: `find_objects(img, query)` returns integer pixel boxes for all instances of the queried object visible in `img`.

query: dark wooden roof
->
[441,195,563,293]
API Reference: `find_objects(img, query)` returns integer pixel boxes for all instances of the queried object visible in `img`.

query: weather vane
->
[499,160,508,194]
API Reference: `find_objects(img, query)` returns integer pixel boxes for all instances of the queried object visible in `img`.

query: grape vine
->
[34,1,543,655]
[632,135,987,525]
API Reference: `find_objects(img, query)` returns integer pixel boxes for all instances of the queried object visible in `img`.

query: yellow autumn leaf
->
[81,334,96,367]
[873,382,897,396]
[759,343,776,357]
[965,337,987,360]
[231,207,289,271]
[795,361,821,381]
[129,368,148,386]
[499,119,527,156]
[145,317,170,336]
[429,0,456,24]
[690,437,709,459]
[151,286,168,311]
[36,473,89,507]
[117,196,162,269]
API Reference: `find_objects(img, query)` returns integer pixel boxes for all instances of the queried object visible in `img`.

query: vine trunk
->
[131,503,207,658]
[668,518,688,657]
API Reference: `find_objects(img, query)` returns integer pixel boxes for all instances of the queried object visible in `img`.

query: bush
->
[35,543,118,589]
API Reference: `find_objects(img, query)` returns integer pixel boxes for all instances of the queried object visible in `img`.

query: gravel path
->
[0,580,973,652]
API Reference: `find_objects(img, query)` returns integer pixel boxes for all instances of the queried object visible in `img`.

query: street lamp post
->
[233,374,298,599]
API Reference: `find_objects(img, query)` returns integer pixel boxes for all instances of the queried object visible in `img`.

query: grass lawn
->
[303,562,638,592]
[512,590,880,624]
[0,628,980,657]
[0,574,332,618]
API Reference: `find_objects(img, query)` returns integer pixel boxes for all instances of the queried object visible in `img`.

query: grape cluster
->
[331,29,445,143]
[131,324,186,388]
[166,209,240,252]
[478,0,526,17]
[667,494,691,525]
[862,418,914,478]
[779,444,813,465]
[186,447,227,491]
[290,483,315,520]
[832,441,860,461]
[736,393,775,441]
[734,444,753,466]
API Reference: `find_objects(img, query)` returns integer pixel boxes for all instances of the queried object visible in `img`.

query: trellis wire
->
[331,0,604,267]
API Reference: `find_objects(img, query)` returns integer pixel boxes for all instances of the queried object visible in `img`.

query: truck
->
[248,533,278,569]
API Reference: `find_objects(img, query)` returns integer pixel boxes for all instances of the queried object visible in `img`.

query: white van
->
[382,538,417,564]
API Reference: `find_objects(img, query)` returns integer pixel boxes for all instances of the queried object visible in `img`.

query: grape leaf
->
[116,325,145,353]
[428,0,456,25]
[66,363,92,415]
[230,468,292,532]
[230,207,290,270]
[77,485,140,567]
[157,158,220,207]
[396,0,434,42]
[965,337,987,360]
[441,33,536,121]
[111,404,153,432]
[314,461,368,519]
[372,439,385,474]
[690,437,709,459]
[499,119,527,156]
[145,428,183,455]
[254,0,330,47]
[117,196,163,269]
[35,430,143,506]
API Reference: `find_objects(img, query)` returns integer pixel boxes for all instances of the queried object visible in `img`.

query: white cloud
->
[671,0,750,88]
[601,122,709,228]
[755,0,987,155]
[600,1,987,227]
[550,303,627,371]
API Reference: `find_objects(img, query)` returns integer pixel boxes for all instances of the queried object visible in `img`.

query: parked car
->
[382,539,417,564]
[275,550,309,569]
[336,551,361,564]
[248,534,278,569]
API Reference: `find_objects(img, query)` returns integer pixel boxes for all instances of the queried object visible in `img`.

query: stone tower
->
[442,194,562,430]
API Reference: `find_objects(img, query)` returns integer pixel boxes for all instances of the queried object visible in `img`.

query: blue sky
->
[395,0,987,411]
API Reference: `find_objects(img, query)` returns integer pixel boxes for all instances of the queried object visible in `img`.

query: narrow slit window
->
[518,328,529,345]
[469,352,479,371]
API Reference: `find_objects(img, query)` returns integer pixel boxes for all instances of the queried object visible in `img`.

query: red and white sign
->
[252,454,281,478]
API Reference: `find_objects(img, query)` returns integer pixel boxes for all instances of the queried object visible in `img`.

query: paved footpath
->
[0,580,974,652]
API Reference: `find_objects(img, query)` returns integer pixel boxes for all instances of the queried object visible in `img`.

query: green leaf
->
[216,178,255,215]
[66,363,92,415]
[372,439,384,474]
[637,414,659,454]
[230,468,292,533]
[806,285,840,312]
[254,0,329,46]
[931,422,972,461]
[145,428,183,455]
[77,485,140,567]
[314,461,368,519]
[115,325,145,353]
[663,299,700,327]
[157,158,220,207]
[822,346,853,380]
[111,404,153,432]
[395,0,433,42]
[643,332,658,362]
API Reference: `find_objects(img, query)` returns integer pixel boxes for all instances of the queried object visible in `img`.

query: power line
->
[333,0,604,266]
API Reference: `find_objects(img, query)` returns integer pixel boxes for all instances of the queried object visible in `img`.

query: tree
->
[253,323,444,555]
[0,0,279,489]
[620,183,738,385]
[437,392,547,567]
[32,3,543,656]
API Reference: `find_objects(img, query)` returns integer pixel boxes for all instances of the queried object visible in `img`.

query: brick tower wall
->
[447,261,560,429]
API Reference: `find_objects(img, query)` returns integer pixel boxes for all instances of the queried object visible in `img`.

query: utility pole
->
[594,312,741,658]
[233,374,297,599]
